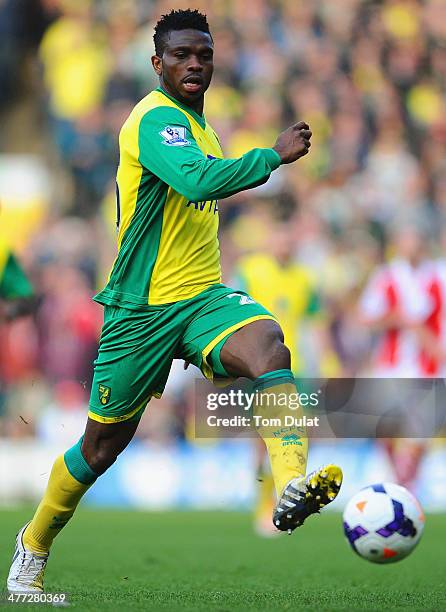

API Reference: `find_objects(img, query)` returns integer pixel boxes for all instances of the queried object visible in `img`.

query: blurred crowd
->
[1,0,446,443]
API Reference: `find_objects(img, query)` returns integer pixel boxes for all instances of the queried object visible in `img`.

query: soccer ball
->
[343,483,425,564]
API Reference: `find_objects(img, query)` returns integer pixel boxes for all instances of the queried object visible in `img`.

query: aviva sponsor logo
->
[281,433,302,447]
[186,156,219,213]
[186,200,219,214]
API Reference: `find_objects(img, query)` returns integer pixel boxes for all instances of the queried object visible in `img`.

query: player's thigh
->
[88,305,179,425]
[180,285,278,381]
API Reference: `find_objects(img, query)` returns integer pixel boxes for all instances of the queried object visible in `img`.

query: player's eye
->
[175,52,187,59]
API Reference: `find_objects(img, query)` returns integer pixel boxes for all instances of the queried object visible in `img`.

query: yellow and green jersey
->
[94,87,281,308]
[234,253,320,373]
[0,238,33,300]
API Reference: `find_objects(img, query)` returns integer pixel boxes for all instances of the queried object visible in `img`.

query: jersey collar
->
[156,86,206,130]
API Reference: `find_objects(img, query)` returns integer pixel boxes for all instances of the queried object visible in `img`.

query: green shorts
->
[88,284,276,423]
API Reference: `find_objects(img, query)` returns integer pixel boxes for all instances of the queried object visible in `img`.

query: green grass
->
[0,508,444,611]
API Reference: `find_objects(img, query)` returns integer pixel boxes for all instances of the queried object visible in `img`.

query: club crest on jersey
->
[98,384,111,405]
[160,125,190,146]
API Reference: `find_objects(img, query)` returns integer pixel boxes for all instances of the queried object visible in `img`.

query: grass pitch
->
[0,508,444,611]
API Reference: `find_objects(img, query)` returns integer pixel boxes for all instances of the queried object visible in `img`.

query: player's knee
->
[81,416,139,476]
[82,445,118,476]
[250,330,291,378]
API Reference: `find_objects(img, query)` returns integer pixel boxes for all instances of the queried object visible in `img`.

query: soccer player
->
[7,9,342,593]
[358,226,432,378]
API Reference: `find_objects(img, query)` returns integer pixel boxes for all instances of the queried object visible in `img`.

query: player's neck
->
[158,82,204,116]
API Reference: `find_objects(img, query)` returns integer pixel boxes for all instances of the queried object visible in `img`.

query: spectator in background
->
[358,224,432,377]
[39,0,110,123]
[35,262,101,386]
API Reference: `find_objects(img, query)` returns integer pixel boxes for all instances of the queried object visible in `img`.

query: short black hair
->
[153,9,211,57]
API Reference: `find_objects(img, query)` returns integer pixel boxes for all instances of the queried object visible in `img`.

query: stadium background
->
[1,0,446,514]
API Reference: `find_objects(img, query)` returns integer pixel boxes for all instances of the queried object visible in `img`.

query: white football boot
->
[7,524,48,593]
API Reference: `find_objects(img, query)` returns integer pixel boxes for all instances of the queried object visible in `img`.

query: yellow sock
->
[253,370,308,497]
[23,449,94,554]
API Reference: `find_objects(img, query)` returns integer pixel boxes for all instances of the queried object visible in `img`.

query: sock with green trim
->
[23,437,98,554]
[253,369,308,497]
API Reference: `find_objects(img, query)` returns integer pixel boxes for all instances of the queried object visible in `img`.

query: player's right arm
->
[138,108,311,201]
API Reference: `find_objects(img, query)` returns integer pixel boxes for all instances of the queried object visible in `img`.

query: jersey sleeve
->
[138,107,281,201]
[0,252,34,299]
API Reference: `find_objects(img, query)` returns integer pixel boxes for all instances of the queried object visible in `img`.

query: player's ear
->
[151,55,162,76]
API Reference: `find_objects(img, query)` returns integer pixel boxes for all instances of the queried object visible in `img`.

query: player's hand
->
[272,121,312,164]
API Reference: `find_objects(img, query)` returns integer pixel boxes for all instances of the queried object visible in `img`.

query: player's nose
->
[187,55,203,71]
